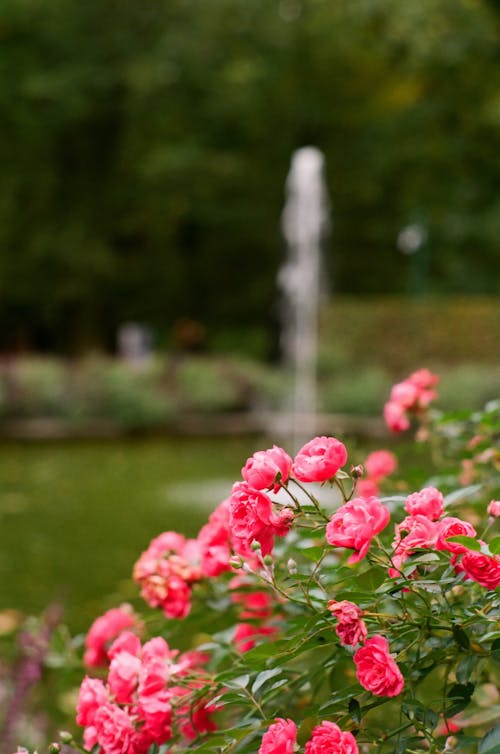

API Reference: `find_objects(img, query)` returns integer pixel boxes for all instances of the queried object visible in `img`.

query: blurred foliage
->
[1,0,500,352]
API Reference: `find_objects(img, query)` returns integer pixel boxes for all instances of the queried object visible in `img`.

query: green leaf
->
[460,707,500,727]
[348,697,361,724]
[225,674,250,690]
[299,546,328,562]
[479,723,500,754]
[332,590,374,604]
[409,552,440,564]
[447,682,475,716]
[414,704,439,730]
[453,624,471,650]
[456,653,476,683]
[489,537,500,555]
[492,638,500,663]
[297,716,319,745]
[446,535,481,551]
[251,668,282,695]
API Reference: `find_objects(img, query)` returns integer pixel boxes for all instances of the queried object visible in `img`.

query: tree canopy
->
[1,0,499,352]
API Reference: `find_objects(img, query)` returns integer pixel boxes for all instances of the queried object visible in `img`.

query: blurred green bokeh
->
[1,0,499,352]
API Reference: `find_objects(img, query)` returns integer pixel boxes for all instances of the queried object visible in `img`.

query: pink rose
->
[364,450,397,481]
[76,676,108,727]
[108,630,141,660]
[434,716,461,736]
[390,381,420,409]
[407,368,439,390]
[171,649,209,676]
[384,369,439,433]
[458,550,500,590]
[93,703,136,754]
[389,514,439,577]
[404,486,444,520]
[133,533,202,619]
[436,517,477,554]
[84,605,137,667]
[326,496,390,564]
[176,693,219,740]
[83,725,98,750]
[383,401,410,433]
[305,721,359,754]
[407,369,439,406]
[197,499,232,577]
[327,600,367,646]
[354,635,404,697]
[259,718,297,754]
[142,636,175,663]
[108,651,141,704]
[229,481,293,556]
[355,478,379,499]
[488,500,500,517]
[233,622,279,653]
[292,436,348,483]
[137,658,171,718]
[242,445,293,492]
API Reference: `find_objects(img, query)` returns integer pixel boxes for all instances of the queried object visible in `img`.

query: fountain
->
[279,146,330,450]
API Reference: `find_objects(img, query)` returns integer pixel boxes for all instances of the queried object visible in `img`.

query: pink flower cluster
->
[231,579,279,653]
[326,496,390,563]
[84,605,140,668]
[384,368,439,433]
[327,600,367,646]
[229,437,348,556]
[388,485,500,589]
[326,599,404,697]
[259,718,358,754]
[133,532,202,619]
[229,482,294,556]
[356,449,397,498]
[77,633,217,754]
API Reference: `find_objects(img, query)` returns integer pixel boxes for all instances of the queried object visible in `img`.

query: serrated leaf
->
[447,535,481,551]
[225,674,250,690]
[459,707,500,727]
[492,638,500,663]
[251,668,282,695]
[300,546,327,562]
[447,682,475,716]
[297,716,319,745]
[457,653,476,683]
[409,552,441,564]
[453,624,471,650]
[479,722,500,754]
[348,697,361,724]
[489,537,500,555]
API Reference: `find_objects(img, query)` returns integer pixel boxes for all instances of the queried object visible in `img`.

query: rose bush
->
[23,370,498,754]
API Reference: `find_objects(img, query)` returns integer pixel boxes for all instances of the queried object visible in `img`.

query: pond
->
[0,437,263,632]
[0,435,431,633]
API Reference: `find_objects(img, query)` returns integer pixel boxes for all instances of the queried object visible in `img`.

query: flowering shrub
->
[59,371,500,754]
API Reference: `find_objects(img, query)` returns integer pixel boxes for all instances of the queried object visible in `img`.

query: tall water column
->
[279,147,330,450]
